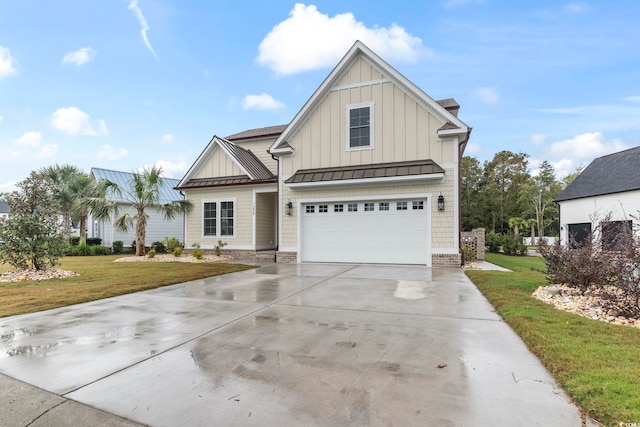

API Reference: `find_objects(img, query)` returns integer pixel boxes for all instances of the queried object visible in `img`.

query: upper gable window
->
[346,102,374,150]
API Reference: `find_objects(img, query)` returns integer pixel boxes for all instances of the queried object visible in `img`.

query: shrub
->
[503,234,528,256]
[486,231,504,253]
[147,248,156,259]
[152,241,167,254]
[69,237,80,246]
[214,240,227,257]
[192,248,203,260]
[173,247,183,257]
[86,237,102,246]
[461,243,477,263]
[163,237,183,253]
[92,245,110,256]
[112,240,123,254]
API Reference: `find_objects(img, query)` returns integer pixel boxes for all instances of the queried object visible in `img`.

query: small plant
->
[163,237,183,253]
[214,240,227,256]
[485,231,504,253]
[152,241,167,254]
[92,245,111,256]
[147,248,156,258]
[461,243,477,263]
[191,242,203,260]
[173,247,183,257]
[112,240,123,255]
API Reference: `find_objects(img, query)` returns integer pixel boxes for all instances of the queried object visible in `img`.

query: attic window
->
[347,102,374,150]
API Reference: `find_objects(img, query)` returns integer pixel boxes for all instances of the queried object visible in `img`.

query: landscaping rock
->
[0,269,78,283]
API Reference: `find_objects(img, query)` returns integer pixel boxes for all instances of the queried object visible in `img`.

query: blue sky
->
[1,1,639,192]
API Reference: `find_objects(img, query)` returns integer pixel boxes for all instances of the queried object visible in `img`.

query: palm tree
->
[88,166,192,256]
[40,164,85,240]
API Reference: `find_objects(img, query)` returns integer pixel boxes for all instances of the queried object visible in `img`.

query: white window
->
[203,200,235,237]
[364,203,375,212]
[412,201,424,210]
[397,201,408,211]
[318,204,328,213]
[379,202,389,211]
[306,205,315,214]
[346,102,374,150]
[348,203,358,212]
[334,204,344,212]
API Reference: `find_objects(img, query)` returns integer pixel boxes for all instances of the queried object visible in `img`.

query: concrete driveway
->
[0,263,594,426]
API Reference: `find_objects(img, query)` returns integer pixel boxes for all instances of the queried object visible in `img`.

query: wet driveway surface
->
[0,263,590,426]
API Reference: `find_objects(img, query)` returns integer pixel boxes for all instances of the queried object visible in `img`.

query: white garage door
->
[300,199,429,264]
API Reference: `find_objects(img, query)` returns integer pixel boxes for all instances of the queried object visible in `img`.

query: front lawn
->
[466,253,640,426]
[0,255,256,318]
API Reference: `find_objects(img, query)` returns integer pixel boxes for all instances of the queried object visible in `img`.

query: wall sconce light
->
[286,199,293,216]
[437,193,445,211]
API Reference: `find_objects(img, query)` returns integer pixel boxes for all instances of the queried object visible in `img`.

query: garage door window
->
[379,202,389,211]
[364,203,375,211]
[334,204,344,212]
[413,201,424,210]
[348,203,358,212]
[306,205,315,214]
[318,204,328,213]
[397,201,407,210]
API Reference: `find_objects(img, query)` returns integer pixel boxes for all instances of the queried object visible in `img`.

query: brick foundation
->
[276,251,298,263]
[431,253,462,268]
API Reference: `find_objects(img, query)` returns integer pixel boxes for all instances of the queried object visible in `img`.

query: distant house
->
[0,201,9,220]
[87,168,186,248]
[177,41,471,266]
[555,146,640,247]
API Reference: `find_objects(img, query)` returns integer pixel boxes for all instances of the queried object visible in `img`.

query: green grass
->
[0,255,256,318]
[468,253,640,426]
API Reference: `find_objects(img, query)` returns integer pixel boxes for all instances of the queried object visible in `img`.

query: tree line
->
[461,150,583,240]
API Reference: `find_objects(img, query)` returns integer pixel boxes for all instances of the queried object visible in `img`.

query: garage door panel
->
[301,200,428,265]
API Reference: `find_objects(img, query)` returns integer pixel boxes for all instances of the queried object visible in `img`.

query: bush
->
[92,245,110,256]
[503,234,528,256]
[147,248,156,258]
[163,237,183,253]
[192,248,203,260]
[214,240,227,256]
[173,247,183,257]
[112,240,123,254]
[69,237,102,246]
[152,241,167,254]
[541,217,640,318]
[461,243,477,263]
[486,231,504,253]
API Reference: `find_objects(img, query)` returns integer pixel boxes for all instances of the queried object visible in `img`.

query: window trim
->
[346,102,374,151]
[202,198,236,238]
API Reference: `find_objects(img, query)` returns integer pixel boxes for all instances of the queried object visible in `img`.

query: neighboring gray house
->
[0,201,9,220]
[87,168,186,248]
[555,146,640,247]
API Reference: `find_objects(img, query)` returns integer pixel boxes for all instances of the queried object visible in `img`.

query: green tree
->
[0,192,10,202]
[562,165,585,187]
[522,160,562,242]
[482,151,530,232]
[0,171,66,270]
[87,166,193,256]
[40,164,84,240]
[460,156,484,231]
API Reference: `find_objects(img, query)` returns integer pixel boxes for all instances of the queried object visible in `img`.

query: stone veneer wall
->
[460,228,485,261]
[431,253,462,268]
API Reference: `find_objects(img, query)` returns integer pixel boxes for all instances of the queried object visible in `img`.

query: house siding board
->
[184,188,254,249]
[558,191,640,243]
[255,192,277,248]
[194,147,244,179]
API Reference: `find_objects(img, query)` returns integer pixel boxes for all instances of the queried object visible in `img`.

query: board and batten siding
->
[193,146,244,179]
[283,82,446,173]
[233,139,278,175]
[559,190,640,243]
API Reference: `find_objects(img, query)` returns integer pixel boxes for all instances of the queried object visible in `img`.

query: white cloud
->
[0,115,4,122]
[138,159,187,178]
[551,158,578,179]
[472,87,500,105]
[624,96,640,103]
[529,133,547,145]
[257,3,428,75]
[242,93,286,110]
[0,46,17,78]
[0,180,17,193]
[62,47,96,65]
[549,131,629,159]
[16,131,42,147]
[97,144,128,160]
[563,3,590,14]
[161,133,173,144]
[51,107,107,136]
[38,144,57,158]
[128,0,158,58]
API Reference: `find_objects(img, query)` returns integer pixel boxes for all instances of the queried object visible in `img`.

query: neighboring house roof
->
[90,167,183,203]
[225,125,288,141]
[269,40,470,154]
[555,145,640,202]
[176,136,276,190]
[0,201,9,214]
[285,160,445,186]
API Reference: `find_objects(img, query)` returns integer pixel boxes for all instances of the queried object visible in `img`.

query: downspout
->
[458,127,473,265]
[180,190,187,246]
[270,151,280,262]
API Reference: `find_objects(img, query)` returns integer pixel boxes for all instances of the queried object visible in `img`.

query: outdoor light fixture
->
[437,193,445,211]
[286,199,293,216]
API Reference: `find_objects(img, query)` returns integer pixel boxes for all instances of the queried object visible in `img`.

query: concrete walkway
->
[0,263,598,426]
